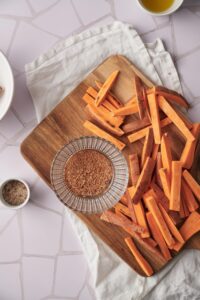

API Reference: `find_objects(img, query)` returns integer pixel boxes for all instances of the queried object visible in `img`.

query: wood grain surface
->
[21,55,200,277]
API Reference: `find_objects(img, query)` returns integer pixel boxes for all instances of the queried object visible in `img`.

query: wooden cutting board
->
[21,55,200,277]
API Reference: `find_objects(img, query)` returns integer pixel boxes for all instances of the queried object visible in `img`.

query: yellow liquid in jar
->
[141,0,174,13]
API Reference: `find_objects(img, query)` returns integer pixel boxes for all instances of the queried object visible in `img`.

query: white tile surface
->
[114,0,156,34]
[0,110,23,139]
[73,0,110,25]
[54,255,87,297]
[0,0,32,17]
[0,216,21,262]
[8,21,58,71]
[62,211,83,252]
[0,1,200,299]
[0,264,21,300]
[22,257,54,300]
[33,0,81,37]
[12,74,35,124]
[31,178,63,213]
[22,202,62,255]
[28,0,58,13]
[0,18,16,54]
[0,146,37,185]
[173,9,200,57]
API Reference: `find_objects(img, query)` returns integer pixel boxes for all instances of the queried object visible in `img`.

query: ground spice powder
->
[2,180,27,206]
[65,149,113,197]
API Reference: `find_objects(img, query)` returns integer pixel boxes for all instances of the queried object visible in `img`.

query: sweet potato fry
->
[83,93,123,127]
[134,75,145,119]
[181,178,199,212]
[155,152,163,188]
[95,70,119,106]
[147,86,189,109]
[146,212,171,261]
[158,96,195,142]
[141,128,154,168]
[180,123,200,169]
[170,161,182,211]
[147,93,161,144]
[122,116,151,134]
[114,202,131,218]
[133,200,150,238]
[100,210,146,234]
[85,104,124,136]
[125,237,154,276]
[83,121,126,150]
[128,117,172,143]
[125,190,137,223]
[182,170,200,202]
[145,237,157,248]
[179,211,200,241]
[145,196,175,248]
[131,157,156,204]
[95,80,122,108]
[159,203,184,243]
[113,104,138,116]
[159,168,171,200]
[152,144,160,161]
[129,153,140,186]
[149,183,169,211]
[161,133,172,178]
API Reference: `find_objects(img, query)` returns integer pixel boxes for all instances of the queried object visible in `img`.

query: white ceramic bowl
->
[0,51,14,120]
[0,178,30,209]
[136,0,184,16]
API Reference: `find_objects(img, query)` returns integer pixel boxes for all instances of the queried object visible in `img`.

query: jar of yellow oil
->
[140,0,174,13]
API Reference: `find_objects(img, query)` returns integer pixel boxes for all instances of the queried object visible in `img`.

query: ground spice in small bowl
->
[2,180,28,206]
[65,149,113,197]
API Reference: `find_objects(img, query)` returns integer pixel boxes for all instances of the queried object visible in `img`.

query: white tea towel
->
[25,21,200,300]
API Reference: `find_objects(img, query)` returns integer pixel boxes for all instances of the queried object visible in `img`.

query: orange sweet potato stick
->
[114,202,131,218]
[83,121,126,151]
[87,86,117,113]
[170,161,182,211]
[158,96,195,142]
[129,153,140,186]
[125,190,137,223]
[120,194,128,206]
[159,168,171,200]
[145,237,157,248]
[85,104,124,137]
[95,80,122,108]
[179,211,200,241]
[122,116,151,134]
[124,237,154,276]
[145,196,175,248]
[133,200,150,238]
[95,70,120,106]
[161,133,172,178]
[134,75,145,119]
[147,86,189,109]
[179,197,185,218]
[181,178,199,212]
[180,123,200,169]
[131,157,156,204]
[152,144,160,161]
[146,212,171,261]
[155,152,163,188]
[182,170,200,202]
[143,87,151,121]
[149,183,169,211]
[158,203,184,243]
[147,93,162,144]
[113,104,138,116]
[141,128,154,168]
[100,210,146,234]
[83,93,123,127]
[128,117,172,143]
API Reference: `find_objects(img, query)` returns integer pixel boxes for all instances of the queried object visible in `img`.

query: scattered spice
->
[65,149,113,197]
[2,180,27,206]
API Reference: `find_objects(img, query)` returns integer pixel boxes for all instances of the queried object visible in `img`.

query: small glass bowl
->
[50,136,129,214]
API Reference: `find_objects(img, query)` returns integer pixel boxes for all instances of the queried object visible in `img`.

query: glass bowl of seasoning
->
[0,179,30,209]
[51,136,129,214]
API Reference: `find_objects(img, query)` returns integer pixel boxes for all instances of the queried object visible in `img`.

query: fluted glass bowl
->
[50,136,129,214]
